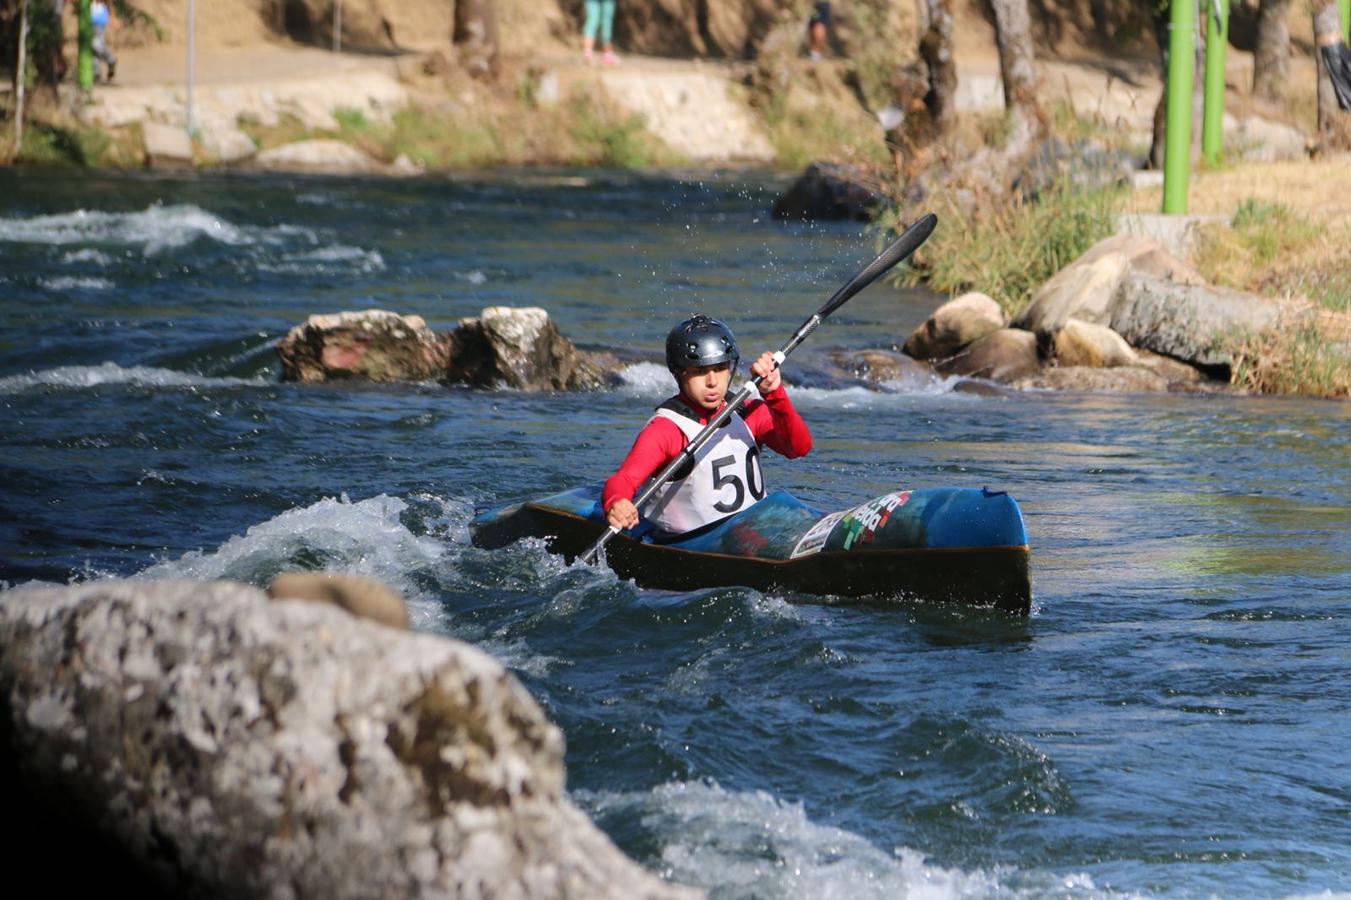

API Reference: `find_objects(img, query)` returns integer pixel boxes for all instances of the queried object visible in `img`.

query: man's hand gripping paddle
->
[580,212,938,567]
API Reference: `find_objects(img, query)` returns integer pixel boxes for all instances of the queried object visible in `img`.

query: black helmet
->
[665,315,739,374]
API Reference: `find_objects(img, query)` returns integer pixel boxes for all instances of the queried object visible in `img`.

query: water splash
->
[579,780,1020,900]
[0,361,268,394]
[0,204,315,254]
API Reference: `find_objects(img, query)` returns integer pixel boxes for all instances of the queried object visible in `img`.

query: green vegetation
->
[892,179,1125,318]
[1195,198,1351,314]
[5,118,141,167]
[1227,318,1350,399]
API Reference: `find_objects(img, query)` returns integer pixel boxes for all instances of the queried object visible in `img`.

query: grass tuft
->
[1227,317,1351,398]
[888,179,1125,318]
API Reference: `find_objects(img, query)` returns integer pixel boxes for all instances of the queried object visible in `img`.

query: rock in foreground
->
[0,580,698,899]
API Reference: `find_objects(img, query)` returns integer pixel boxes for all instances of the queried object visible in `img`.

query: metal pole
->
[15,0,29,155]
[1163,0,1196,214]
[186,0,195,135]
[334,0,342,52]
[1201,0,1228,166]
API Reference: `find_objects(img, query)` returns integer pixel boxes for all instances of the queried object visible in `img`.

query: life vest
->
[641,399,765,533]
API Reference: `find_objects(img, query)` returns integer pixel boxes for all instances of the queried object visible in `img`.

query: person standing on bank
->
[91,0,116,82]
[603,315,812,535]
[581,0,619,66]
[807,2,831,61]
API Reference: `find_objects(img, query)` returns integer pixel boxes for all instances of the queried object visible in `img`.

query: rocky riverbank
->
[0,577,699,898]
[270,230,1348,398]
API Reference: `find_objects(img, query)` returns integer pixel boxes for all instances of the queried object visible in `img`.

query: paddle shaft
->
[580,212,938,566]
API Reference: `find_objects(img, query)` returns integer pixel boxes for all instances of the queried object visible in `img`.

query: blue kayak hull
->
[470,487,1031,614]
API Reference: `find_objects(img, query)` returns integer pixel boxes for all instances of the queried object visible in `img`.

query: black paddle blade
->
[819,212,937,319]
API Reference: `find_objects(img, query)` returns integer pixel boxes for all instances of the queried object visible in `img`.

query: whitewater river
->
[2,169,1348,898]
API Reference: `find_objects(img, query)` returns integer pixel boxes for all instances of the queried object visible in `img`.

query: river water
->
[2,169,1349,898]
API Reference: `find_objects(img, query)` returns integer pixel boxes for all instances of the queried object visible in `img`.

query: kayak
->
[470,485,1032,615]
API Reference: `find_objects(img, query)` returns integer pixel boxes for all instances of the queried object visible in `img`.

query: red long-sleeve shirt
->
[602,385,812,512]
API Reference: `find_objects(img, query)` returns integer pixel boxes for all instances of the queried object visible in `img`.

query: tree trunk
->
[1314,3,1351,150]
[1252,0,1291,100]
[918,0,957,137]
[453,0,498,79]
[16,0,30,155]
[987,0,1040,130]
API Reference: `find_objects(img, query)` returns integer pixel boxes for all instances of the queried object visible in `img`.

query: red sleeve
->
[742,385,812,458]
[601,417,688,512]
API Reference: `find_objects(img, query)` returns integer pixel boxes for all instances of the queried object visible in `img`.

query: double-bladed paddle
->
[580,212,938,567]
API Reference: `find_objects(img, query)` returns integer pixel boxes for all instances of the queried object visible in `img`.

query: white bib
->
[642,402,765,533]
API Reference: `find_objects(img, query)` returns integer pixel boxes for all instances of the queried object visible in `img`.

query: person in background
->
[808,1,831,62]
[91,0,116,82]
[582,0,619,67]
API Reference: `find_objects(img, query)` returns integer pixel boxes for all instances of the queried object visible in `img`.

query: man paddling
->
[603,315,812,535]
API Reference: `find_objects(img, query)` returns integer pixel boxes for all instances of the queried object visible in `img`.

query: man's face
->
[678,362,732,412]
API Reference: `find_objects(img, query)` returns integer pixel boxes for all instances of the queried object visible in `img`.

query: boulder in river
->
[278,309,450,383]
[1013,234,1207,340]
[1052,318,1139,368]
[772,162,886,221]
[903,292,1005,361]
[1109,275,1282,375]
[0,579,699,899]
[934,328,1040,383]
[446,306,609,391]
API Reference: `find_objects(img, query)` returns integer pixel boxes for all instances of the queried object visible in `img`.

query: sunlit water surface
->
[2,169,1349,898]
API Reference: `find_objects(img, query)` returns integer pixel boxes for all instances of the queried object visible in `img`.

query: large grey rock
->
[829,348,941,388]
[1052,318,1138,368]
[935,328,1040,383]
[1226,116,1307,162]
[772,162,886,222]
[1014,233,1209,340]
[199,125,257,164]
[254,139,385,175]
[903,292,1005,361]
[142,121,194,169]
[447,306,607,391]
[277,310,450,383]
[1109,274,1283,372]
[0,579,697,900]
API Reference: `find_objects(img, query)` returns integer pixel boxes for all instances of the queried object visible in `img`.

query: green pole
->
[1163,0,1196,214]
[1201,0,1228,166]
[1340,0,1350,42]
[77,0,93,90]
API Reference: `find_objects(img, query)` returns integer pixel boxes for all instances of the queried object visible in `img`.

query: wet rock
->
[829,348,940,387]
[1016,365,1169,393]
[1109,275,1282,374]
[447,306,608,391]
[278,310,450,383]
[0,579,698,900]
[1133,347,1212,386]
[935,328,1040,383]
[1052,318,1138,368]
[903,292,1005,361]
[772,162,886,221]
[268,572,408,630]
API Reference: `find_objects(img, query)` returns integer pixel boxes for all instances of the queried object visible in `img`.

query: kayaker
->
[602,314,812,535]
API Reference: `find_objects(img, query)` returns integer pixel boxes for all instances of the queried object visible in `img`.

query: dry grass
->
[1126,158,1351,226]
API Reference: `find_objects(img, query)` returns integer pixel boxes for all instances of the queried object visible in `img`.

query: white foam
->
[579,780,1014,899]
[0,362,267,395]
[616,362,674,397]
[37,276,114,290]
[60,248,114,266]
[138,494,446,601]
[0,204,315,254]
[459,269,488,285]
[260,244,386,274]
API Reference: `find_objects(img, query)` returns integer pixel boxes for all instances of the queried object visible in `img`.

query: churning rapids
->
[1,169,1348,898]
